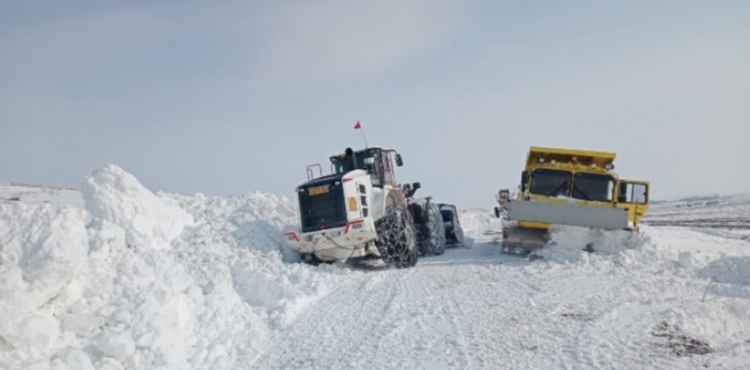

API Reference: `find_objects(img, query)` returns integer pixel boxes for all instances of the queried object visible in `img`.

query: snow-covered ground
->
[1,168,749,370]
[0,184,84,208]
[646,194,750,241]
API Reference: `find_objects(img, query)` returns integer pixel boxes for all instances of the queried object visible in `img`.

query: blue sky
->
[1,0,748,208]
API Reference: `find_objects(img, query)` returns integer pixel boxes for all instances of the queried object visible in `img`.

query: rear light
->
[345,219,364,234]
[284,231,299,242]
[342,178,353,183]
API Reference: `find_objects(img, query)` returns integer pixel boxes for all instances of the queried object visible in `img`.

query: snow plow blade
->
[507,200,630,230]
[501,200,631,254]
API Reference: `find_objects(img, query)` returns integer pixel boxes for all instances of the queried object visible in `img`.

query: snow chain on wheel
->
[427,202,447,255]
[410,200,447,257]
[376,204,418,268]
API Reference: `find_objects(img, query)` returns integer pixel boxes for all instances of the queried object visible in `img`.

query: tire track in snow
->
[245,268,414,369]
[443,270,474,369]
[246,237,734,370]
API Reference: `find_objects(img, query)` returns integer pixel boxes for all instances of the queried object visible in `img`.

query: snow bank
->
[533,225,650,263]
[458,209,495,239]
[0,202,88,311]
[697,256,750,286]
[446,208,502,249]
[81,164,193,250]
[170,191,298,258]
[0,164,347,370]
[231,259,348,327]
[661,301,750,349]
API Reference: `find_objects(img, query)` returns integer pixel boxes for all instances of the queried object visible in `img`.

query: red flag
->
[354,121,361,129]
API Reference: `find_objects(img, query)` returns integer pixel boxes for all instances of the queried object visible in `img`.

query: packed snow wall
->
[0,165,351,370]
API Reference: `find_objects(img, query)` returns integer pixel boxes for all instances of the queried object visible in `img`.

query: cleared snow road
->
[246,227,750,370]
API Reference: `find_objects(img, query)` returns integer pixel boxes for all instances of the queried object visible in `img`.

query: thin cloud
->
[260,0,468,84]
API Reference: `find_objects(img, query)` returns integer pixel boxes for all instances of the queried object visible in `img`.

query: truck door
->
[616,180,650,225]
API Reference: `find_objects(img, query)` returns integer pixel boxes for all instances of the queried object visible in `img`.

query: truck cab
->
[515,147,650,229]
[501,146,651,251]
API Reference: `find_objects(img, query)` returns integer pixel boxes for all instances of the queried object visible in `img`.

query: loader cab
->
[330,147,402,188]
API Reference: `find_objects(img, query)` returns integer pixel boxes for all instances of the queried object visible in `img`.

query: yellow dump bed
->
[526,146,616,170]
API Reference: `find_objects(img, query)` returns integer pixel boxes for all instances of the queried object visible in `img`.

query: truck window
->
[572,173,615,202]
[619,182,648,204]
[530,169,572,197]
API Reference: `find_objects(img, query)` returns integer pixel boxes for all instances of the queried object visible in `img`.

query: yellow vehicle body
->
[502,146,650,252]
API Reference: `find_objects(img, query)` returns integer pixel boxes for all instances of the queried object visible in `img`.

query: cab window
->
[530,169,572,197]
[619,182,649,204]
[572,173,615,202]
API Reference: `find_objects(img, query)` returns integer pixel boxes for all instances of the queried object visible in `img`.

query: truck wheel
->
[376,204,418,268]
[424,202,447,256]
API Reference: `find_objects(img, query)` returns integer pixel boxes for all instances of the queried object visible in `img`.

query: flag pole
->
[355,120,368,148]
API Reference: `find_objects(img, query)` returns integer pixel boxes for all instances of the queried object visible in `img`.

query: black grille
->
[298,178,347,233]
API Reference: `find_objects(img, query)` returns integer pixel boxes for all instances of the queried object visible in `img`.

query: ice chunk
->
[96,331,136,362]
[0,202,88,310]
[0,304,60,350]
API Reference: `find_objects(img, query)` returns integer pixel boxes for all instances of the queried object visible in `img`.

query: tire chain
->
[377,204,416,266]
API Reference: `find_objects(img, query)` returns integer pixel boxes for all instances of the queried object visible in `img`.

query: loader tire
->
[452,226,465,246]
[376,204,418,268]
[422,202,446,256]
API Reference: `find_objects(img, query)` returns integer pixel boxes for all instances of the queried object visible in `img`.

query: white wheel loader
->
[284,146,443,268]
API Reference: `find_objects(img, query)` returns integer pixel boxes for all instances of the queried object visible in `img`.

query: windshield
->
[530,169,572,197]
[331,150,377,174]
[332,161,346,174]
[572,173,614,202]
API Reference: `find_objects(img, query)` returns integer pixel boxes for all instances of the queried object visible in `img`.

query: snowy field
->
[645,196,750,242]
[1,167,749,370]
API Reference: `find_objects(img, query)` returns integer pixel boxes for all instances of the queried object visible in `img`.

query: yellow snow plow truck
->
[498,146,650,253]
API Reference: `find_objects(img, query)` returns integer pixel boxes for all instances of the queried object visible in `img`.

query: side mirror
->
[403,182,421,198]
[494,207,500,218]
[521,171,529,192]
[395,153,403,167]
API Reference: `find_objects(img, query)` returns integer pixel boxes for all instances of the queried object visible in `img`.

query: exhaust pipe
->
[345,147,357,171]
